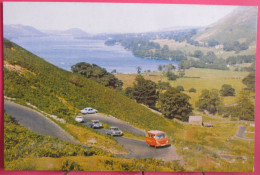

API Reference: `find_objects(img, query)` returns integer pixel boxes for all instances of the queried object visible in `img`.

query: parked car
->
[80,107,98,114]
[106,126,123,136]
[89,120,103,129]
[74,116,84,123]
[146,130,170,148]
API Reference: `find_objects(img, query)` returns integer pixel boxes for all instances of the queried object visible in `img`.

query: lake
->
[11,36,179,73]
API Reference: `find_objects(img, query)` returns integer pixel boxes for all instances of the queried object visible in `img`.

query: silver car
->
[106,126,123,136]
[89,120,103,129]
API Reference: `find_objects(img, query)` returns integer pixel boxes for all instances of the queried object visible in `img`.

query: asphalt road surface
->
[82,113,146,136]
[4,101,78,143]
[235,125,254,140]
[82,113,180,162]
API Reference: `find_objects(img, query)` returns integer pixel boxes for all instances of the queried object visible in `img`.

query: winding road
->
[235,125,254,140]
[4,101,79,143]
[4,101,181,162]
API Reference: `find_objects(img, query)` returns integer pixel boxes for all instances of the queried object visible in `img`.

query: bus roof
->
[147,130,165,135]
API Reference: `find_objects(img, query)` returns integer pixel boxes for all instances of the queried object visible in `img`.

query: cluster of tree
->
[196,89,223,114]
[226,55,255,65]
[71,62,123,90]
[239,63,255,72]
[105,31,193,61]
[220,84,235,96]
[223,41,249,52]
[159,88,193,121]
[222,90,254,121]
[125,75,193,121]
[173,29,201,46]
[124,75,158,107]
[242,72,255,91]
[207,39,220,47]
[179,58,228,70]
[180,51,228,70]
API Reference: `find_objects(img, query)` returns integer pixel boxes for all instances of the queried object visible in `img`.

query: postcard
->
[2,2,258,172]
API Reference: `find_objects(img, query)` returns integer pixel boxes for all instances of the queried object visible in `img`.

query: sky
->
[4,2,239,34]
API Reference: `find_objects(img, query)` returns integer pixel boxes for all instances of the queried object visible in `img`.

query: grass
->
[66,124,127,154]
[5,156,184,171]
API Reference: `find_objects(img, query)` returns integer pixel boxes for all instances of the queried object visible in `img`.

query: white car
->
[106,126,123,136]
[74,116,84,123]
[80,107,98,114]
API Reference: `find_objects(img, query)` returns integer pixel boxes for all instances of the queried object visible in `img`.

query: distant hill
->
[193,7,258,44]
[4,24,46,39]
[60,28,89,38]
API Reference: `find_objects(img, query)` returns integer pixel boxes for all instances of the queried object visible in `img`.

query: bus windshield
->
[155,134,166,139]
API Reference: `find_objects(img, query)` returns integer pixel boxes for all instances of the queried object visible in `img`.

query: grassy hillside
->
[4,39,254,172]
[4,39,181,132]
[193,7,258,43]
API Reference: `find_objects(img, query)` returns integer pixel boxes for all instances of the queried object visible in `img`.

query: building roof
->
[189,116,202,121]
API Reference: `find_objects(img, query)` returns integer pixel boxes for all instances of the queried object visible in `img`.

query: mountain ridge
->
[193,6,258,44]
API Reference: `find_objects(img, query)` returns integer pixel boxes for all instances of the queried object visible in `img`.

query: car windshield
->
[112,128,119,130]
[155,134,166,139]
[93,121,99,123]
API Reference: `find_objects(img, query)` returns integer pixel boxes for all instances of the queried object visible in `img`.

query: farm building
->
[189,116,202,126]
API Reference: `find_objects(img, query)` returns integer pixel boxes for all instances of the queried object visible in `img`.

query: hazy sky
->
[4,2,238,34]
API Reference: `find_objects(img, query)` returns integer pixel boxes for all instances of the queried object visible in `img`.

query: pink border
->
[0,0,259,174]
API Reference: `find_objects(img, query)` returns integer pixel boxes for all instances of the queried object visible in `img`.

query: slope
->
[193,6,258,44]
[3,39,182,135]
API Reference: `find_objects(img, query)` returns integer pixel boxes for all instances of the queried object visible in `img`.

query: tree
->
[158,65,163,72]
[207,39,219,47]
[193,50,204,58]
[196,89,222,114]
[136,66,142,74]
[220,84,235,96]
[176,85,184,91]
[124,87,134,99]
[159,88,193,121]
[157,81,171,91]
[189,88,196,93]
[132,75,158,107]
[232,90,254,121]
[111,69,117,74]
[179,70,185,78]
[166,71,178,81]
[242,72,255,91]
[71,62,123,89]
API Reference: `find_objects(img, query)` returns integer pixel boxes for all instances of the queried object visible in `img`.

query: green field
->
[117,68,250,106]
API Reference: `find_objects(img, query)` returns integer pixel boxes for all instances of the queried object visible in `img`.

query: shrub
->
[61,159,83,171]
[176,85,184,91]
[189,88,196,93]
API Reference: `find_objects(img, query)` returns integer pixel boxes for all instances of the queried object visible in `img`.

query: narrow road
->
[82,114,180,162]
[235,125,254,140]
[4,101,78,144]
[4,101,181,162]
[82,113,146,136]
